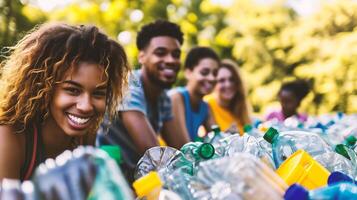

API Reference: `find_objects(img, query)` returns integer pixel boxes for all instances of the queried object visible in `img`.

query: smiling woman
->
[169,47,220,141]
[0,23,130,180]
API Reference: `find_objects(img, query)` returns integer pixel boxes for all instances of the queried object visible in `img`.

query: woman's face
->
[186,58,219,96]
[48,62,107,137]
[215,67,236,102]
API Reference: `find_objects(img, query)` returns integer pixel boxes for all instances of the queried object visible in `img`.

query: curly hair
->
[136,19,184,50]
[0,23,130,133]
[219,59,251,125]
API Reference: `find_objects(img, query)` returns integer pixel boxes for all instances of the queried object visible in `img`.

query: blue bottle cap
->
[284,184,309,200]
[328,171,354,185]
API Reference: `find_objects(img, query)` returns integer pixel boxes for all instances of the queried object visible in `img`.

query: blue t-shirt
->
[96,70,173,168]
[172,87,208,141]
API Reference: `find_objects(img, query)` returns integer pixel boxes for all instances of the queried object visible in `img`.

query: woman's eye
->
[93,91,107,98]
[64,87,80,95]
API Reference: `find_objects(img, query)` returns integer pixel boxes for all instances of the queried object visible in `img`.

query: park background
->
[1,0,356,117]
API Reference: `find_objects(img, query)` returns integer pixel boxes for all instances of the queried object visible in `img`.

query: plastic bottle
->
[283,116,304,130]
[334,144,357,179]
[189,153,287,200]
[86,147,134,200]
[135,146,193,180]
[203,125,227,144]
[163,168,194,200]
[133,171,182,200]
[99,145,122,165]
[313,151,355,179]
[284,183,357,200]
[134,147,194,200]
[218,134,275,169]
[0,179,36,200]
[32,146,134,200]
[344,135,357,150]
[180,142,216,166]
[243,124,263,138]
[263,127,332,167]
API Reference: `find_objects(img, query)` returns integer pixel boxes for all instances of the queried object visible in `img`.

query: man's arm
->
[121,111,160,154]
[162,92,190,149]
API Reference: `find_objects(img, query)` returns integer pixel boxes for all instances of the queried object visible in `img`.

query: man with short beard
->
[96,20,190,182]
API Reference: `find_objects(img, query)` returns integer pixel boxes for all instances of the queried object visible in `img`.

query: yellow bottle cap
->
[133,171,163,198]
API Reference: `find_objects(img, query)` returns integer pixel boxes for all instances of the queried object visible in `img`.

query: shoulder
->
[0,125,25,179]
[168,88,184,102]
[0,125,24,144]
[118,70,146,112]
[203,94,216,106]
[203,93,215,102]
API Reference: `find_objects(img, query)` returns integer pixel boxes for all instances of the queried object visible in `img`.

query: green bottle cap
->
[100,145,122,164]
[243,124,252,132]
[194,137,204,142]
[345,135,357,147]
[211,125,221,134]
[263,127,279,144]
[198,143,215,159]
[335,144,351,160]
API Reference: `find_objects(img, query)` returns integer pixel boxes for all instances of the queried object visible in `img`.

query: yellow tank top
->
[204,94,244,135]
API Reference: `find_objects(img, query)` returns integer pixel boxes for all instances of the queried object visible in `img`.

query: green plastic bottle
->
[180,142,216,168]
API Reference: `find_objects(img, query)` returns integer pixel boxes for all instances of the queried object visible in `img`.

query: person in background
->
[204,59,251,135]
[266,80,310,122]
[170,47,220,141]
[96,20,190,182]
[0,23,130,180]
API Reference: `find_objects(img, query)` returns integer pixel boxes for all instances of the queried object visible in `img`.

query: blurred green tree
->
[0,0,46,59]
[1,0,356,115]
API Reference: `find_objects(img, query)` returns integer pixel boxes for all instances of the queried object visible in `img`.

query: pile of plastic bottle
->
[1,112,356,200]
[133,113,357,200]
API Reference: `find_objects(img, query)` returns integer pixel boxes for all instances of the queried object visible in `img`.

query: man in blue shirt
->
[97,20,190,181]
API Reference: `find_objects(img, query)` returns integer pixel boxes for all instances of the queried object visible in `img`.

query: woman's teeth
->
[67,114,90,125]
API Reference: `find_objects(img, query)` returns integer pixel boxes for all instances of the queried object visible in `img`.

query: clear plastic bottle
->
[334,144,357,179]
[180,142,216,166]
[313,151,355,179]
[284,183,357,200]
[32,146,134,200]
[243,124,263,138]
[344,135,357,151]
[204,125,228,144]
[134,146,193,180]
[189,153,287,200]
[218,134,275,169]
[134,146,194,200]
[263,127,332,167]
[0,179,36,200]
[133,171,182,200]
